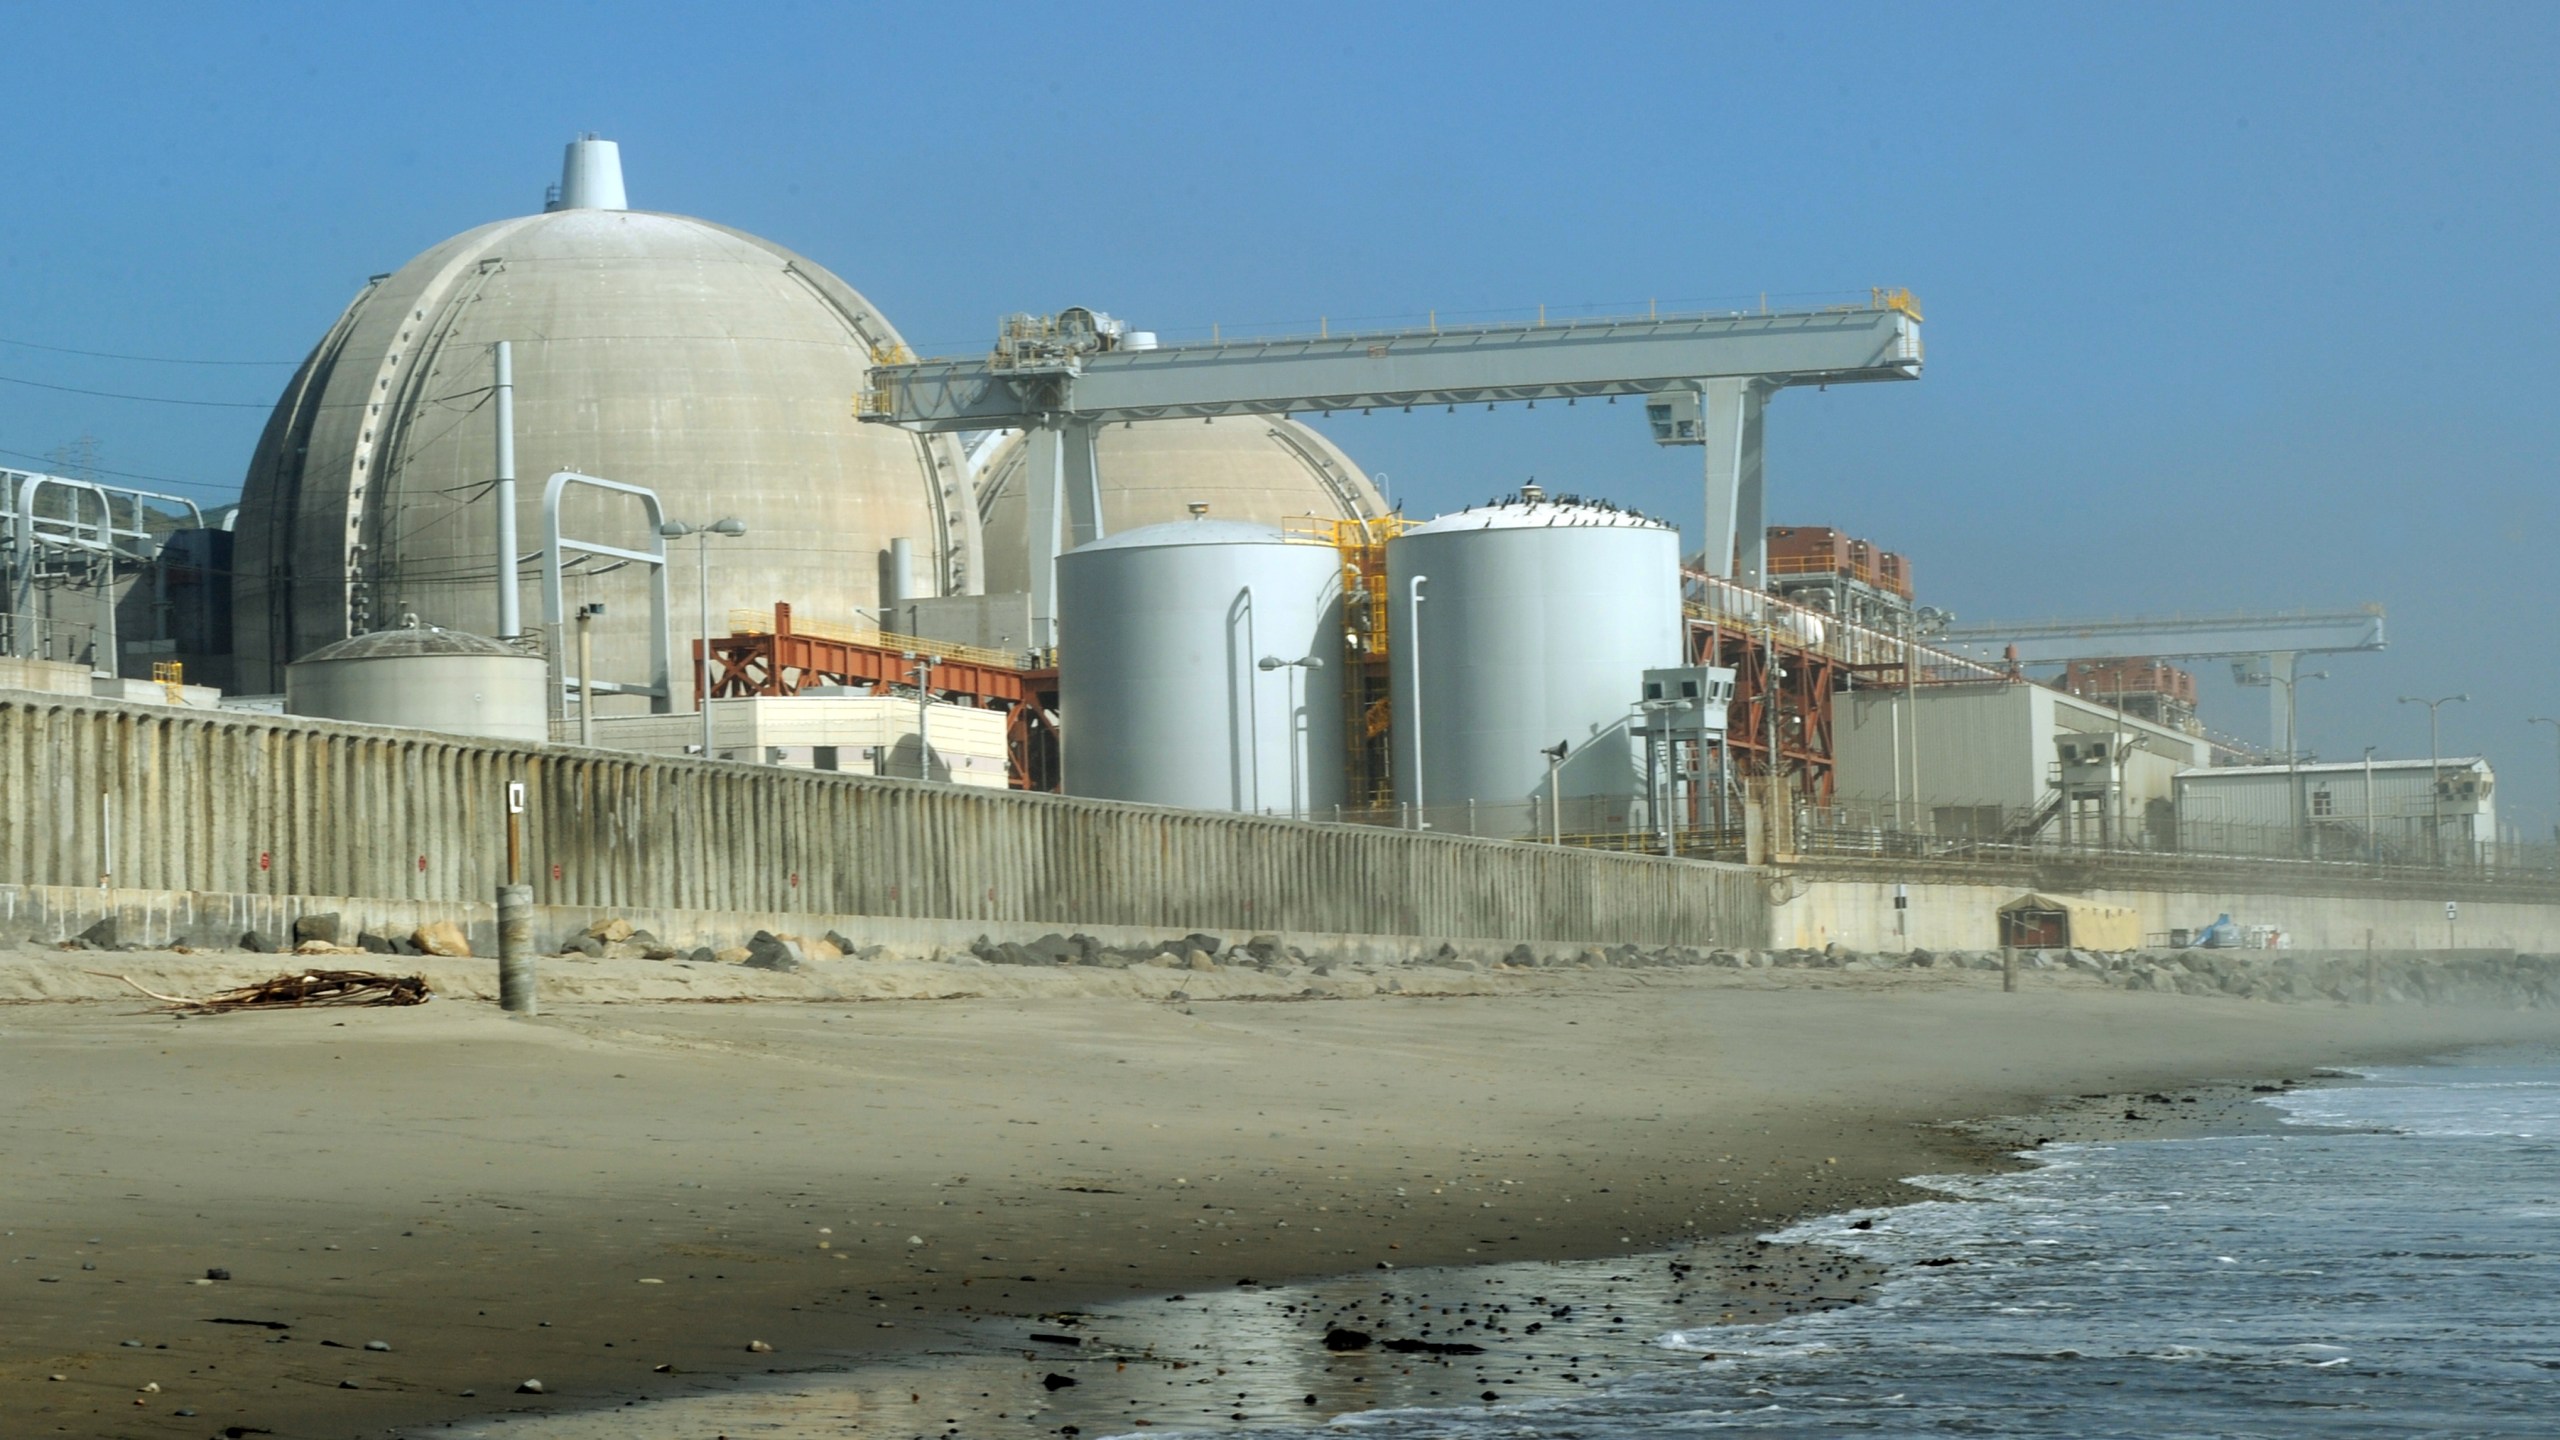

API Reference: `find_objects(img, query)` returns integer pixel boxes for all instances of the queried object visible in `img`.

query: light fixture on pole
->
[573,602,605,747]
[2397,693,2468,866]
[2361,744,2380,868]
[659,517,747,762]
[1257,654,1325,820]
[902,652,942,780]
[1405,575,1427,829]
[1541,740,1569,845]
[2529,716,2560,858]
[2274,668,2327,856]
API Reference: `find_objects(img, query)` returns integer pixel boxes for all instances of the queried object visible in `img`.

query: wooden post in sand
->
[498,780,537,1015]
[2365,927,2377,1004]
[2002,946,2017,993]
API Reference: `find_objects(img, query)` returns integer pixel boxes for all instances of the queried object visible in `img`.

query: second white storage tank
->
[1388,492,1683,827]
[1057,518,1347,815]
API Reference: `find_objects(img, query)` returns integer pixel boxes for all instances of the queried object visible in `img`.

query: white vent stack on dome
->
[1057,519,1346,815]
[1388,489,1683,832]
[556,134,627,210]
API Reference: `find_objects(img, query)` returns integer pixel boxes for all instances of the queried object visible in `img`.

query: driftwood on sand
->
[88,969,432,1013]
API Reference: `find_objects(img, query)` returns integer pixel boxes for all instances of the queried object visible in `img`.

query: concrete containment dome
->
[1388,491,1683,830]
[973,416,1386,594]
[286,623,548,743]
[1057,518,1347,815]
[232,138,976,697]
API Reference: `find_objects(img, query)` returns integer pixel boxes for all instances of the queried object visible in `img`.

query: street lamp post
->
[1257,654,1325,820]
[1541,740,1569,845]
[2529,717,2560,866]
[2242,661,2327,854]
[1405,575,1427,829]
[2362,744,2379,869]
[902,652,942,780]
[660,518,747,762]
[2271,668,2327,857]
[574,602,604,747]
[2398,693,2468,866]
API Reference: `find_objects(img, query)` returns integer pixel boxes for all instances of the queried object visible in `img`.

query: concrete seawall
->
[0,694,1769,951]
[1776,872,2560,952]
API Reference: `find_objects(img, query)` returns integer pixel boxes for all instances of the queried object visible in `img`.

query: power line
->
[0,335,302,367]
[0,370,283,410]
[0,444,240,498]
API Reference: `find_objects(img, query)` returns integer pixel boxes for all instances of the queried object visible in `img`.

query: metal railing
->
[724,608,1030,672]
[1788,792,2560,885]
[1251,785,2560,892]
[1683,567,2000,682]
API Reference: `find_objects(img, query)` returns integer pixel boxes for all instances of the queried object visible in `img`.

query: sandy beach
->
[5,948,2555,1439]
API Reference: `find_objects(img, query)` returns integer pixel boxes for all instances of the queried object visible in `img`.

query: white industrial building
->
[1832,680,2213,844]
[2173,756,2496,863]
[575,694,1009,787]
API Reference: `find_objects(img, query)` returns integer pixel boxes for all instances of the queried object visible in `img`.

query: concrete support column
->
[1025,421,1103,650]
[1698,379,1769,587]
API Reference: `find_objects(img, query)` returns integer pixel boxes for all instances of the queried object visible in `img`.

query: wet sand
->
[3,953,2551,1439]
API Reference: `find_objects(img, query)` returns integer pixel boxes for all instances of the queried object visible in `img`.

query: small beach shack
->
[1997,892,2140,951]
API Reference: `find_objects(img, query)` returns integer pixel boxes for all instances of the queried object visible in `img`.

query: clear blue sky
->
[3,2,2554,832]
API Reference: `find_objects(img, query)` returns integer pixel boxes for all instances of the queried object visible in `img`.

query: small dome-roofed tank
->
[1387,492,1683,830]
[232,138,975,698]
[286,623,548,743]
[974,416,1384,594]
[1057,518,1346,815]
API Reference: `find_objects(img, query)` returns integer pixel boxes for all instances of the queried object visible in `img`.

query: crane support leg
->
[1697,379,1769,588]
[1025,420,1105,649]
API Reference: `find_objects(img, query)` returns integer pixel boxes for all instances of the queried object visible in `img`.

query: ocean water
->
[1177,1049,2560,1439]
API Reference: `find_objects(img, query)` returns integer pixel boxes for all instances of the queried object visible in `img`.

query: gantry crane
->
[857,293,1924,646]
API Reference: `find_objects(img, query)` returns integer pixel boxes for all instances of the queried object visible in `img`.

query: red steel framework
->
[696,604,1062,792]
[1685,614,1841,806]
[701,606,1845,806]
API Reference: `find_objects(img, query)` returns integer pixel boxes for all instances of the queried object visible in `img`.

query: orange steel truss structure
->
[1684,613,1840,806]
[697,604,1061,791]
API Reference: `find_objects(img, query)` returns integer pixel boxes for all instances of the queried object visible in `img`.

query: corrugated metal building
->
[2174,756,2495,863]
[1833,680,2212,840]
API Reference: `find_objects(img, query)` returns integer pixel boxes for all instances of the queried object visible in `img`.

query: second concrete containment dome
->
[1388,493,1682,831]
[1057,519,1346,815]
[973,416,1385,594]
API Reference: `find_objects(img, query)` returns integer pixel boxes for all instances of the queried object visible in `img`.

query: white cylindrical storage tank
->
[1058,519,1347,814]
[1388,494,1683,829]
[286,624,549,743]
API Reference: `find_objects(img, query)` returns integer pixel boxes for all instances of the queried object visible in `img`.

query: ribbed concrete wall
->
[0,695,1768,949]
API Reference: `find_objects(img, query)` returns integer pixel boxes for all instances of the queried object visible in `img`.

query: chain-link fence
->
[1789,792,2559,882]
[1264,787,2560,888]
